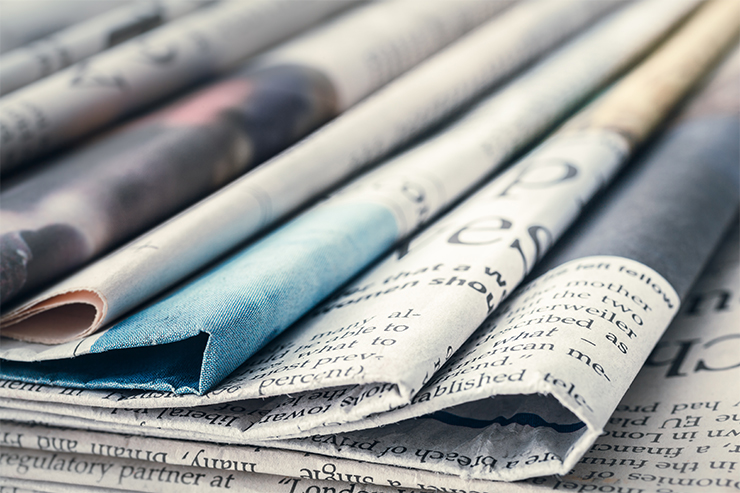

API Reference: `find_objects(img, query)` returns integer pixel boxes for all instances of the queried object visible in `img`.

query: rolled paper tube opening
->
[1,290,105,343]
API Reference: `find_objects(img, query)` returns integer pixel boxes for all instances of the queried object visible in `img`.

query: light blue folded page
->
[102,202,398,392]
[0,0,699,394]
[0,203,398,393]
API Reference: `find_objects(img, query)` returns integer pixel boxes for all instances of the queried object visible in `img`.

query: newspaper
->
[0,0,699,380]
[0,0,624,341]
[0,0,130,54]
[0,1,737,484]
[245,0,513,113]
[0,0,356,172]
[257,33,737,473]
[514,224,740,493]
[1,477,139,493]
[0,448,427,493]
[1,210,737,493]
[0,0,511,309]
[0,0,213,96]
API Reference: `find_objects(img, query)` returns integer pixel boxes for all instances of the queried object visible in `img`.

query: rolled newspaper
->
[0,0,507,306]
[0,0,129,54]
[0,0,356,173]
[0,0,616,342]
[0,0,213,96]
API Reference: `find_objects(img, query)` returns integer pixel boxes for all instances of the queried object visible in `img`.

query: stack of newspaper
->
[0,1,738,492]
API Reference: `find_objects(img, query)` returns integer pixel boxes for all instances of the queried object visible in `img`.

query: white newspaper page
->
[0,420,514,493]
[0,447,427,493]
[253,0,513,111]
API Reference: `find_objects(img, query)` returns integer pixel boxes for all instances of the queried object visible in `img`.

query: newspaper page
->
[0,448,427,493]
[0,0,736,477]
[0,0,356,172]
[0,0,130,54]
[0,420,509,493]
[1,221,738,492]
[0,0,213,96]
[249,0,513,113]
[1,477,134,493]
[0,0,697,385]
[0,0,627,341]
[515,223,740,492]
[1,477,139,493]
[0,0,505,311]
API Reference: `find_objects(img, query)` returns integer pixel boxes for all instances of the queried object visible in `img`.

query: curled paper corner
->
[0,289,107,344]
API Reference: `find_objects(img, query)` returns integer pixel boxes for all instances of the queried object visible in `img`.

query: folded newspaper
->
[0,0,621,340]
[0,0,738,486]
[2,220,737,492]
[1,1,739,491]
[0,0,508,307]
